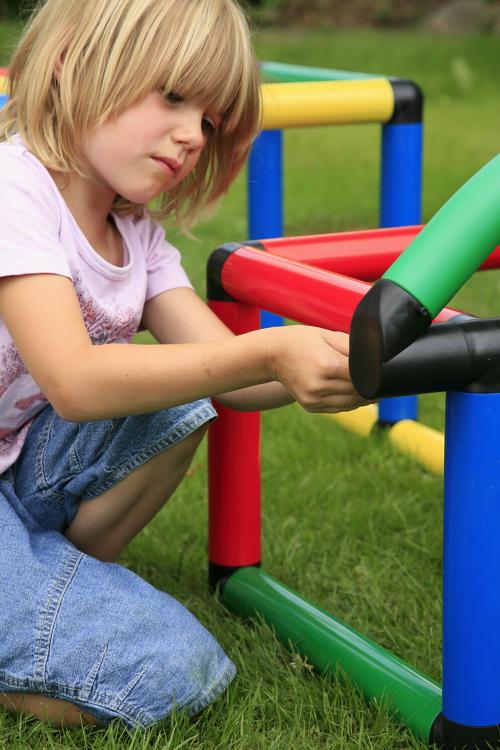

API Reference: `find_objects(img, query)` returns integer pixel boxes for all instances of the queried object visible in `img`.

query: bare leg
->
[0,426,207,727]
[64,424,207,562]
[0,692,101,727]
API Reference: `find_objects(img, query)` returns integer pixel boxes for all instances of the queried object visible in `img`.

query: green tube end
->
[383,154,500,317]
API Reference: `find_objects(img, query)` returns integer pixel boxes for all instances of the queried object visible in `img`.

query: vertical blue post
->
[248,129,284,328]
[442,391,500,728]
[378,121,423,423]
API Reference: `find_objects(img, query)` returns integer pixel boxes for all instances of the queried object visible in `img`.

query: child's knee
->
[41,551,235,728]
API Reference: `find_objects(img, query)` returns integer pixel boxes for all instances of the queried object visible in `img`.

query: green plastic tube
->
[223,567,441,742]
[260,61,382,83]
[383,154,500,318]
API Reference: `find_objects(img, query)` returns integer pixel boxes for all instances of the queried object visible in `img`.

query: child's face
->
[81,90,221,204]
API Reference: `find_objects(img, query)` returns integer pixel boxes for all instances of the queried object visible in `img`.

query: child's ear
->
[53,49,67,82]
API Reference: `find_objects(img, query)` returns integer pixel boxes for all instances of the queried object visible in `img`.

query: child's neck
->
[48,169,124,267]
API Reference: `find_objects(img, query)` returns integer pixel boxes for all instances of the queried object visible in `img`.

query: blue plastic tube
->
[442,391,500,726]
[378,122,423,423]
[248,129,284,327]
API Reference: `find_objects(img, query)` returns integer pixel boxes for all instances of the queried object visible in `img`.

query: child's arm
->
[0,275,363,422]
[142,288,359,412]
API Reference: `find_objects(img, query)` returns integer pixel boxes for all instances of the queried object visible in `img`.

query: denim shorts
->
[0,399,237,728]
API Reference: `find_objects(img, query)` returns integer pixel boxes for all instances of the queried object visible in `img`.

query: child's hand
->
[269,326,366,414]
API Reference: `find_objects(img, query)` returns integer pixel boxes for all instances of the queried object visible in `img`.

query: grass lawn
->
[0,22,499,750]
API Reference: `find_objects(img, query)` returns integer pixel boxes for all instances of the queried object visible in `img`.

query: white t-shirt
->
[0,135,193,474]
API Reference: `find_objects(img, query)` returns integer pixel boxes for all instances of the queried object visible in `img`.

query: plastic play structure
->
[208,154,500,750]
[252,62,423,425]
[250,62,456,475]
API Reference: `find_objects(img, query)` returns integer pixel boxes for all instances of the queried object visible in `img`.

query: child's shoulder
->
[0,135,62,223]
[0,134,53,185]
[0,133,34,160]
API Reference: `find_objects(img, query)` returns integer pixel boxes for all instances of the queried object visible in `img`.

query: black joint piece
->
[209,561,261,593]
[462,317,500,393]
[206,243,242,302]
[365,321,471,399]
[430,712,500,749]
[388,79,423,124]
[351,314,500,399]
[349,279,432,398]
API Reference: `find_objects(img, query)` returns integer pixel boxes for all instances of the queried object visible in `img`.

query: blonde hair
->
[0,0,261,227]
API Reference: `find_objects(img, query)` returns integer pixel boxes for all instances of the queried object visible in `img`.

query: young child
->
[0,0,363,731]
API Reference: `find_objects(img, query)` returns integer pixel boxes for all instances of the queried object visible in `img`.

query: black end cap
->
[430,712,500,749]
[349,279,432,399]
[206,243,242,302]
[372,321,471,397]
[389,79,423,124]
[209,561,261,592]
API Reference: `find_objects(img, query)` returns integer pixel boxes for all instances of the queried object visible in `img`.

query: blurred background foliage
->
[2,0,500,34]
[249,0,447,28]
[0,0,483,25]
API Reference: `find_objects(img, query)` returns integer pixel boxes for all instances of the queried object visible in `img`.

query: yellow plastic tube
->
[388,420,444,475]
[326,403,378,438]
[261,79,394,130]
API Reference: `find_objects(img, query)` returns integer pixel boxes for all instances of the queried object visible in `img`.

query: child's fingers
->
[321,329,350,356]
[323,377,358,394]
[310,395,369,413]
[296,384,367,413]
[332,360,350,381]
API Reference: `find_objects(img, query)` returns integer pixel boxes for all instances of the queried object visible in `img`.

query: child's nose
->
[173,112,205,151]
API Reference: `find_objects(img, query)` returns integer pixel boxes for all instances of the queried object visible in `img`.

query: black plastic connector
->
[350,313,500,399]
[350,279,433,396]
[388,79,424,124]
[206,243,242,302]
[430,713,500,749]
[207,242,266,302]
[209,561,261,592]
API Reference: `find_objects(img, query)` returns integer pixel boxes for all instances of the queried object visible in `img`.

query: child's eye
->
[202,117,216,134]
[163,90,183,104]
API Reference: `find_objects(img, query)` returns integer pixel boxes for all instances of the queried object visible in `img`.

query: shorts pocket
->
[34,414,115,501]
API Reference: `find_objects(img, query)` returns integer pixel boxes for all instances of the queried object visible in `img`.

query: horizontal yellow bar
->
[0,75,8,95]
[261,79,394,129]
[326,403,378,438]
[389,419,444,475]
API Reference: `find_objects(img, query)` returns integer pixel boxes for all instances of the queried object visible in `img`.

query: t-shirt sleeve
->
[0,151,72,280]
[137,215,193,302]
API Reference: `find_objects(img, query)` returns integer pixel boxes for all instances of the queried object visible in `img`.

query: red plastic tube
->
[207,243,461,570]
[207,300,262,568]
[220,246,458,331]
[257,226,500,280]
